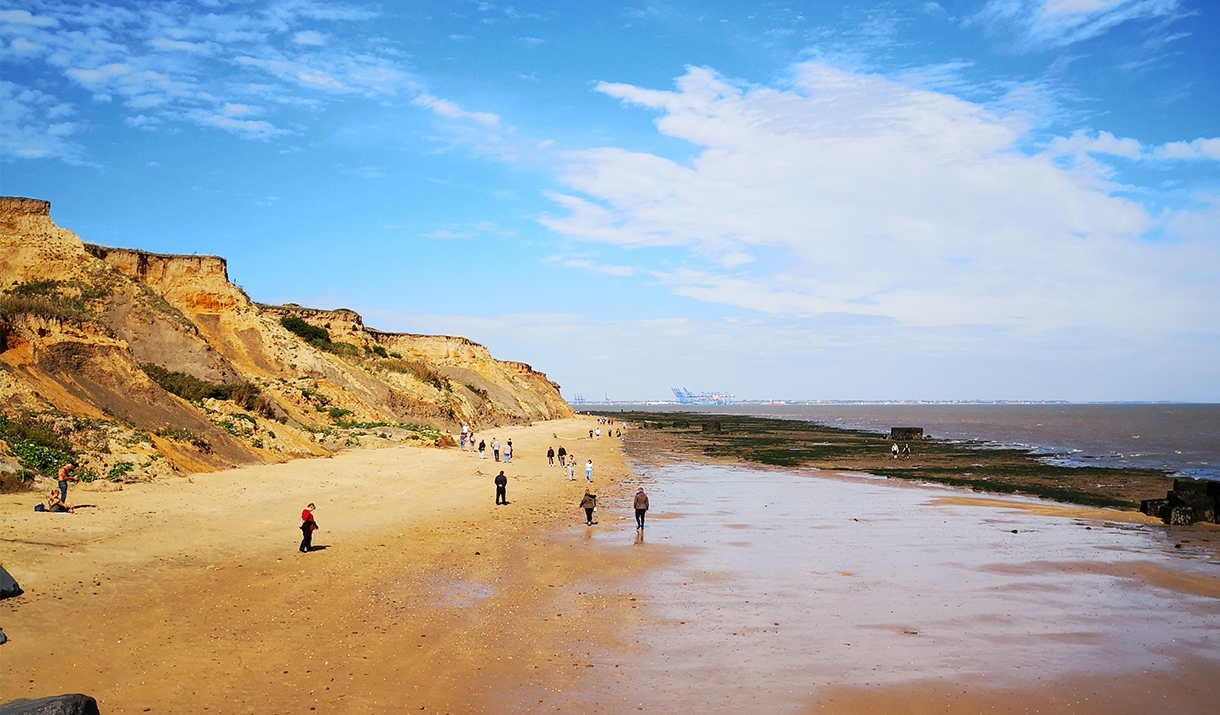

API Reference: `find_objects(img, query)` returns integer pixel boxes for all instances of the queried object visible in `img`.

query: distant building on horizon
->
[672,388,733,405]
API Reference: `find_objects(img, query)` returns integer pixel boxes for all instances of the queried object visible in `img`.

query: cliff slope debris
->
[0,197,570,486]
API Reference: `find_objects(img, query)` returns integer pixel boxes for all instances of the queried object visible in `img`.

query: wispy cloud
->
[0,1,492,159]
[972,0,1181,49]
[0,80,86,163]
[412,93,500,126]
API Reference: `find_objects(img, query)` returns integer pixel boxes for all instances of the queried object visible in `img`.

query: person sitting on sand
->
[580,492,597,526]
[46,489,75,513]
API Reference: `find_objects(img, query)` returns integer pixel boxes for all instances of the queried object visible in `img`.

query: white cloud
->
[412,93,500,126]
[539,63,1219,341]
[974,0,1180,48]
[293,30,325,45]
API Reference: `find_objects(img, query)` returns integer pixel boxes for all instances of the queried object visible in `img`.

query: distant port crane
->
[671,388,732,405]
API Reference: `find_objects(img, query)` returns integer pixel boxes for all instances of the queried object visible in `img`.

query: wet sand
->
[3,418,1219,713]
[582,460,1220,713]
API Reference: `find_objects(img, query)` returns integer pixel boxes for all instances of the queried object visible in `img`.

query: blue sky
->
[2,0,1218,402]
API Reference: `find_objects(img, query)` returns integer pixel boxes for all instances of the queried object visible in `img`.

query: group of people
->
[544,445,592,482]
[459,425,514,463]
[890,443,912,458]
[297,420,650,551]
[34,462,78,514]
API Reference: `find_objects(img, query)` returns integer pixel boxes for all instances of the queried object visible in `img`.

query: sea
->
[600,403,1220,480]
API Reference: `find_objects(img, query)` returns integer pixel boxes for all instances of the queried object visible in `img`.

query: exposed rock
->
[1143,478,1220,526]
[0,564,21,599]
[0,695,100,715]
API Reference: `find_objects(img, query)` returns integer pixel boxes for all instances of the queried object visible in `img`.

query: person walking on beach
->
[504,439,513,463]
[57,462,76,503]
[460,424,469,450]
[565,456,575,481]
[901,444,910,458]
[891,443,899,459]
[300,503,318,553]
[469,433,477,453]
[492,438,501,462]
[634,488,649,530]
[585,459,593,483]
[557,445,567,467]
[580,492,597,526]
[495,471,508,505]
[547,446,555,467]
[478,439,486,459]
[595,427,601,438]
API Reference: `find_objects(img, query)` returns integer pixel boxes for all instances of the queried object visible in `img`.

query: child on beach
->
[504,439,513,463]
[300,503,318,553]
[585,459,593,483]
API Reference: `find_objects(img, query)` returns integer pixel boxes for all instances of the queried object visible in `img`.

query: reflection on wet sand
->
[582,462,1220,714]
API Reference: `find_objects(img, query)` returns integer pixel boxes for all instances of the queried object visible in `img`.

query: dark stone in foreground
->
[1145,479,1220,526]
[0,565,22,600]
[0,695,100,715]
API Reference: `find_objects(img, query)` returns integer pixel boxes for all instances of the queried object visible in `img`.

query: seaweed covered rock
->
[1142,479,1220,526]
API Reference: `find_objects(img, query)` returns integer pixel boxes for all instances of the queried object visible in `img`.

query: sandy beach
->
[1,416,650,713]
[3,415,1220,714]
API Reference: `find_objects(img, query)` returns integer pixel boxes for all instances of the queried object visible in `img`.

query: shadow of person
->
[307,544,331,551]
[635,530,645,544]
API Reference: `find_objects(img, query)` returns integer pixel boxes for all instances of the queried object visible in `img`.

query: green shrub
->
[77,467,100,483]
[0,280,106,325]
[328,407,353,420]
[382,359,450,391]
[328,341,360,356]
[141,364,261,409]
[1,414,71,453]
[10,441,71,473]
[281,316,331,343]
[465,383,489,400]
[389,351,402,359]
[107,462,134,481]
[155,426,196,441]
[231,412,257,424]
[368,344,388,358]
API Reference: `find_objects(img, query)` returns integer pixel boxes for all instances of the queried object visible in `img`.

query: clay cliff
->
[0,197,570,487]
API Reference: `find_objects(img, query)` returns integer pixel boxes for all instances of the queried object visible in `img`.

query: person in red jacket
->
[300,503,318,553]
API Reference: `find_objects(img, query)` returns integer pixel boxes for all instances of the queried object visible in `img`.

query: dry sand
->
[3,416,1219,714]
[1,416,652,713]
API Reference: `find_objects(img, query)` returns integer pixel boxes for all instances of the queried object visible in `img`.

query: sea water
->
[613,403,1220,479]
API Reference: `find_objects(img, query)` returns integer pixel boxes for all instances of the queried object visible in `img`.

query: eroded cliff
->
[0,196,570,488]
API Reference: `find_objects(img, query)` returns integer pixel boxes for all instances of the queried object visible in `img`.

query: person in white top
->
[585,459,593,482]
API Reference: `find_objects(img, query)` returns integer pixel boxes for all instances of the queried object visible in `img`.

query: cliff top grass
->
[609,411,1173,510]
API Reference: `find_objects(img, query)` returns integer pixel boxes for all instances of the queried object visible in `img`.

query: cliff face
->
[0,196,570,486]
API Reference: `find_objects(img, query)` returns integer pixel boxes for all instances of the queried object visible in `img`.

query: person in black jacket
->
[495,471,508,505]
